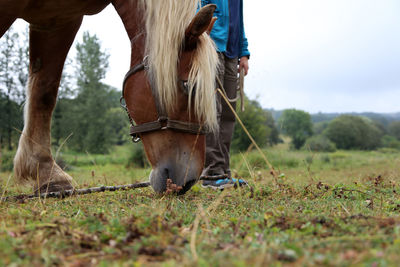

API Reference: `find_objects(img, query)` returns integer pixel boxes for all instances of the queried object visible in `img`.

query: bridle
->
[120,56,208,143]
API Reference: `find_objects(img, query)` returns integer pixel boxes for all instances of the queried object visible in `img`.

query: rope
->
[217,88,278,179]
[216,68,245,112]
[239,68,245,112]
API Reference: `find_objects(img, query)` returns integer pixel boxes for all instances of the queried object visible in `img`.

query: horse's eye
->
[181,80,196,96]
[181,80,189,95]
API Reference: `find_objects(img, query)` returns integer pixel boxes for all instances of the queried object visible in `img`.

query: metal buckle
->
[158,116,168,130]
[132,133,141,143]
[120,97,127,109]
[142,55,149,70]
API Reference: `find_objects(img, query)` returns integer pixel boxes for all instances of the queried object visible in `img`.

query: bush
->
[381,135,400,150]
[389,121,400,140]
[320,154,331,163]
[330,152,349,160]
[279,109,313,149]
[303,135,336,152]
[324,115,383,150]
[313,121,329,135]
[378,148,400,154]
[126,143,149,168]
[0,150,15,172]
[232,97,279,151]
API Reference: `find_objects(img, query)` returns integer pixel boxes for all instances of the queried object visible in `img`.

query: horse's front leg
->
[14,18,83,193]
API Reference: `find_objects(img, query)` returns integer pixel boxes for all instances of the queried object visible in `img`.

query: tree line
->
[0,27,280,155]
[0,28,128,154]
[0,27,28,150]
[1,27,398,157]
[278,109,400,152]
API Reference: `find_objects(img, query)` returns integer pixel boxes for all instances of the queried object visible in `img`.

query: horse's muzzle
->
[149,160,201,194]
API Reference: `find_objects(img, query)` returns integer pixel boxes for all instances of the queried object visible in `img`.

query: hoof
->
[34,180,74,194]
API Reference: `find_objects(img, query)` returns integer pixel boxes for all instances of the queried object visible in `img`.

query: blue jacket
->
[201,0,250,58]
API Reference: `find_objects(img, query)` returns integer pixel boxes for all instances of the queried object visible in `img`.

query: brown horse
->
[0,0,219,194]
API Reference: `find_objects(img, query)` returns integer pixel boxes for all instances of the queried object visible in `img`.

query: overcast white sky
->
[12,0,400,113]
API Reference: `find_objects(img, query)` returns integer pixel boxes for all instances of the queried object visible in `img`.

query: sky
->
[12,0,400,114]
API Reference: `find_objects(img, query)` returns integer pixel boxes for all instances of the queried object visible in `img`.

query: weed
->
[0,146,400,265]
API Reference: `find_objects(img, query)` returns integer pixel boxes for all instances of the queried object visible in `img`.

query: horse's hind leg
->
[14,18,83,193]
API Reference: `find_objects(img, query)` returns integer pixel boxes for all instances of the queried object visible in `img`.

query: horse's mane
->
[139,0,218,131]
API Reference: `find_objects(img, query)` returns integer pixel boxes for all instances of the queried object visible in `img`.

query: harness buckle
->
[142,55,149,70]
[158,116,168,130]
[120,97,127,109]
[132,134,141,143]
[158,116,168,122]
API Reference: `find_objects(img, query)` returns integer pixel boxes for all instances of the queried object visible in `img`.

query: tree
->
[324,115,383,150]
[52,59,74,147]
[0,26,26,150]
[14,26,29,104]
[67,32,114,153]
[279,109,313,149]
[388,121,400,141]
[0,92,6,146]
[313,121,329,135]
[106,107,130,145]
[264,110,280,146]
[0,27,17,150]
[232,97,279,151]
[50,32,129,153]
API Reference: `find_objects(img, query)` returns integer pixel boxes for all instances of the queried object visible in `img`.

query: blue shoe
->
[202,178,248,190]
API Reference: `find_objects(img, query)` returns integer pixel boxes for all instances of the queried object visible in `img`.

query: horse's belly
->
[21,0,110,24]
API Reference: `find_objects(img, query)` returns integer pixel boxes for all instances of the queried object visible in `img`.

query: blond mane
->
[139,0,218,131]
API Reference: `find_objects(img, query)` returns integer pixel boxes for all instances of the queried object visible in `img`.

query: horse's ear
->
[207,17,217,34]
[184,4,216,49]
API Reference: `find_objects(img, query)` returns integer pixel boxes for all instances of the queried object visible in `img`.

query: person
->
[200,0,250,189]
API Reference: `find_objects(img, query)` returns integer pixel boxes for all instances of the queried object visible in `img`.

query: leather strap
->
[130,117,207,136]
[122,62,145,98]
[122,56,208,143]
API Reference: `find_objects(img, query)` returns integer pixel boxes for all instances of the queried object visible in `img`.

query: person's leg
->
[202,55,248,189]
[219,55,238,176]
[202,53,226,178]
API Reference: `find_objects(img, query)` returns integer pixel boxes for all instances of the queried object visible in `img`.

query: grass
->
[1,142,400,266]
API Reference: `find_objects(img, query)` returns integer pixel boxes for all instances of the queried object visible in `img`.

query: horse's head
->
[122,2,218,194]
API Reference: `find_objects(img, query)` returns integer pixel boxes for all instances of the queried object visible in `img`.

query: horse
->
[0,0,219,194]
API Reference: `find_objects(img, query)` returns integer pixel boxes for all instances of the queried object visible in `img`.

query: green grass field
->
[1,143,400,266]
